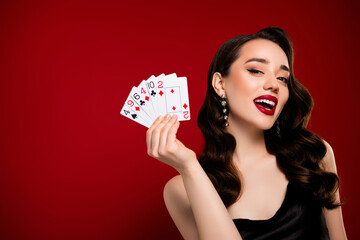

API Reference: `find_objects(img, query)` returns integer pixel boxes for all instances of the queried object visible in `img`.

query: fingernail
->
[172,114,177,119]
[157,115,163,121]
[165,114,170,120]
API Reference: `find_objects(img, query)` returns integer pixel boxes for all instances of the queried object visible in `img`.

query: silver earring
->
[276,120,280,137]
[221,94,229,127]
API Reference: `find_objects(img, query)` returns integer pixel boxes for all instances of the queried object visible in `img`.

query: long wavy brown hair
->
[197,26,341,209]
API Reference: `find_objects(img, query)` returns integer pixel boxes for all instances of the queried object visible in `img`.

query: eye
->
[277,77,288,83]
[248,69,263,74]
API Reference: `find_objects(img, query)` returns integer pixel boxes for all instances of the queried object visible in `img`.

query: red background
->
[0,0,359,239]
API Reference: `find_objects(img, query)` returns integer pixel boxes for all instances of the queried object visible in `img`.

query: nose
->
[263,75,279,93]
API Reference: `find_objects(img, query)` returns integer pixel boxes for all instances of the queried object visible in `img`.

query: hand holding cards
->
[120,73,191,128]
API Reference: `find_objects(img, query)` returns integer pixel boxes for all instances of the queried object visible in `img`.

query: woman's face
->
[223,39,290,130]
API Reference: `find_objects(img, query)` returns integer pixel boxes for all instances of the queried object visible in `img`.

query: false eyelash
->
[247,69,263,74]
[248,69,288,83]
[278,77,288,83]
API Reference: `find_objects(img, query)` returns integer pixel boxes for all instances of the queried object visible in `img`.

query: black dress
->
[232,181,330,240]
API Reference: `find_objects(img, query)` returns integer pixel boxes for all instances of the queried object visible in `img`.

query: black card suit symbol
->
[131,114,137,119]
[140,100,145,105]
[151,90,156,96]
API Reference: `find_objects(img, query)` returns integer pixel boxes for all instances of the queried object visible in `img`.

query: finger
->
[151,114,171,157]
[167,117,180,145]
[159,114,178,153]
[146,115,163,154]
[149,115,164,131]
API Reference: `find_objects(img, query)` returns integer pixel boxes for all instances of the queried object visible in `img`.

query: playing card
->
[120,104,150,128]
[120,73,190,128]
[131,82,157,120]
[123,89,153,125]
[144,75,159,116]
[153,73,166,116]
[155,73,177,116]
[163,76,190,121]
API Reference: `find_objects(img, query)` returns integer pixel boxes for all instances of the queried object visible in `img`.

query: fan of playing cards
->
[120,73,191,128]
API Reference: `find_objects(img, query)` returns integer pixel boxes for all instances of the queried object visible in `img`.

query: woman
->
[146,27,347,239]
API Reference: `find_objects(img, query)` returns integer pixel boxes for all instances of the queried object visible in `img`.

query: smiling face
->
[219,39,290,130]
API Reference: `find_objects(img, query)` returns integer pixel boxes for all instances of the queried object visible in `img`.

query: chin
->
[228,113,276,130]
[260,124,275,131]
[255,120,276,131]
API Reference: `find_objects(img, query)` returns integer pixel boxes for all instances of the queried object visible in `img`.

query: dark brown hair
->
[197,26,341,209]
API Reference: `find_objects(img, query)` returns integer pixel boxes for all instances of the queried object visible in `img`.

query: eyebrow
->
[245,58,289,72]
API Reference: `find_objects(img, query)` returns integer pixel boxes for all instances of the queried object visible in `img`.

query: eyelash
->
[247,69,288,83]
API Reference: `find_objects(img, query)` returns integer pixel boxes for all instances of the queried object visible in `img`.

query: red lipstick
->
[253,95,278,116]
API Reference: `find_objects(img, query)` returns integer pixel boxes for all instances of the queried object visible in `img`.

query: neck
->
[226,119,269,166]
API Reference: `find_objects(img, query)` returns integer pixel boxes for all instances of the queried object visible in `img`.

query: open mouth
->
[253,95,278,115]
[254,99,276,111]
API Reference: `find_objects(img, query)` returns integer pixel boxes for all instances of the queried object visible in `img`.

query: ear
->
[212,72,226,97]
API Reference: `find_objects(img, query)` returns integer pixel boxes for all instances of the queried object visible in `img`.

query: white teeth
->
[254,99,276,106]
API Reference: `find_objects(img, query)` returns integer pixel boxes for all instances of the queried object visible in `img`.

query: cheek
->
[227,73,256,95]
[282,89,289,104]
[226,80,245,103]
[278,89,289,112]
[226,79,257,113]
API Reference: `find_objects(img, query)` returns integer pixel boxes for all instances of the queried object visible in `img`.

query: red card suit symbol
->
[135,106,140,111]
[166,87,181,113]
[159,90,164,96]
[145,96,149,101]
[183,103,188,109]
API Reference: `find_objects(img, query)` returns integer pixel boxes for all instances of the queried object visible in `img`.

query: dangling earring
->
[276,120,280,137]
[221,94,229,127]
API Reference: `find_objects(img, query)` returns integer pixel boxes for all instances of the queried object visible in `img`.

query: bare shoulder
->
[321,139,337,174]
[321,140,348,239]
[164,175,188,206]
[164,175,185,195]
[163,175,199,240]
